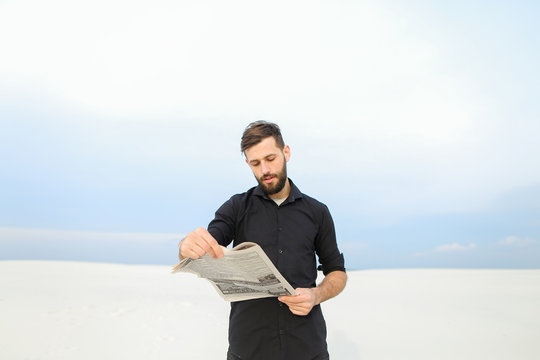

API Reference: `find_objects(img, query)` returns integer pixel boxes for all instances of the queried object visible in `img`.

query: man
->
[179,121,347,360]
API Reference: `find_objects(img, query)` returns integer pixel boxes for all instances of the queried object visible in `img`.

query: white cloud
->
[434,242,477,252]
[0,227,182,245]
[0,0,478,143]
[0,0,405,117]
[339,241,368,254]
[414,242,477,257]
[2,0,540,224]
[498,236,536,248]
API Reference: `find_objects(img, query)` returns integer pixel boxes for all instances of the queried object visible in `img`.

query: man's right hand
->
[178,227,224,260]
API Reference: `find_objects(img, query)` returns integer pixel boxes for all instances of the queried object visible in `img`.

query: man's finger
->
[198,229,224,258]
[279,296,301,304]
[279,293,308,304]
[192,242,209,257]
[183,241,206,259]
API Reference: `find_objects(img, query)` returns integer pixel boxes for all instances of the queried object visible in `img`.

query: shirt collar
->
[254,178,303,204]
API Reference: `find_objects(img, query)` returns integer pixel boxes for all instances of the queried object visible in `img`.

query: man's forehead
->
[244,137,282,160]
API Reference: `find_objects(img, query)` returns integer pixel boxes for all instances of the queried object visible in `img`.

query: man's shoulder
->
[222,186,260,207]
[286,183,330,217]
[288,179,327,208]
[297,192,330,212]
[229,186,258,200]
[215,187,259,216]
[297,191,323,204]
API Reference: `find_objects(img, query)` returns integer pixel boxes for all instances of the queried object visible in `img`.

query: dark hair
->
[240,121,285,153]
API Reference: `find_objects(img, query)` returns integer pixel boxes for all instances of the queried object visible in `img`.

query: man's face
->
[245,137,290,197]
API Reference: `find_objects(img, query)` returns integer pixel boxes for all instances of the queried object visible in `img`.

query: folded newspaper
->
[172,242,297,302]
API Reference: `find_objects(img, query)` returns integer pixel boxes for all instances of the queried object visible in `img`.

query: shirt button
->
[278,227,283,231]
[278,249,283,254]
[279,330,285,335]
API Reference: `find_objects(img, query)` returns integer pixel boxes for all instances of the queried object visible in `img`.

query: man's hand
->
[178,227,224,260]
[278,271,347,316]
[278,288,317,316]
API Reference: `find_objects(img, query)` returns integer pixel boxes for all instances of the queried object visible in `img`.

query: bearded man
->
[179,121,347,360]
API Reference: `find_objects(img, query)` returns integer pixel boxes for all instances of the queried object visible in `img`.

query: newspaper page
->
[172,242,297,302]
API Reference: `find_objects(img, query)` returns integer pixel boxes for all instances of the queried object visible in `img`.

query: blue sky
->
[1,0,539,269]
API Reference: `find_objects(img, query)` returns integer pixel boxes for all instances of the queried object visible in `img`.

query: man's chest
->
[234,202,319,257]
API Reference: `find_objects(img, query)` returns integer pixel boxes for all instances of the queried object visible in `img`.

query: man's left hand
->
[278,288,317,316]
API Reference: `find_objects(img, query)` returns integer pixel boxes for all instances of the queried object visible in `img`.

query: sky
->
[1,0,539,269]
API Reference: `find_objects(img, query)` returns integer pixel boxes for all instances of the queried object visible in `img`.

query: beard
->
[256,163,288,196]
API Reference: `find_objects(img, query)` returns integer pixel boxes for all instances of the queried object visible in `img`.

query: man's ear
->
[283,145,291,162]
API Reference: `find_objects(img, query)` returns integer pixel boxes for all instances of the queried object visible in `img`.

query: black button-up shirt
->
[208,179,345,360]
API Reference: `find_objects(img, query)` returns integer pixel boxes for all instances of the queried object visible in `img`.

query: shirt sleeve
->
[315,204,346,275]
[207,197,236,247]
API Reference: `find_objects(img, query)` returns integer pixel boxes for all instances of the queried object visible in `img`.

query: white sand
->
[1,261,539,360]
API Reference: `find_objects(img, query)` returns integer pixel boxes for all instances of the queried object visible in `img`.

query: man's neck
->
[268,179,291,200]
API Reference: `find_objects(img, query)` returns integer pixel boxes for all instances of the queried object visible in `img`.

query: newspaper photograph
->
[172,242,297,302]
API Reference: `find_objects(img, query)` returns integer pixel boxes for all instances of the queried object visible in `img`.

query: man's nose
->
[261,161,271,174]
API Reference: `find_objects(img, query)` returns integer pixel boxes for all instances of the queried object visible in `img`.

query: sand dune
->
[1,261,539,359]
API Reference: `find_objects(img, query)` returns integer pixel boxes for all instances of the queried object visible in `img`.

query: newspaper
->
[172,242,297,302]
